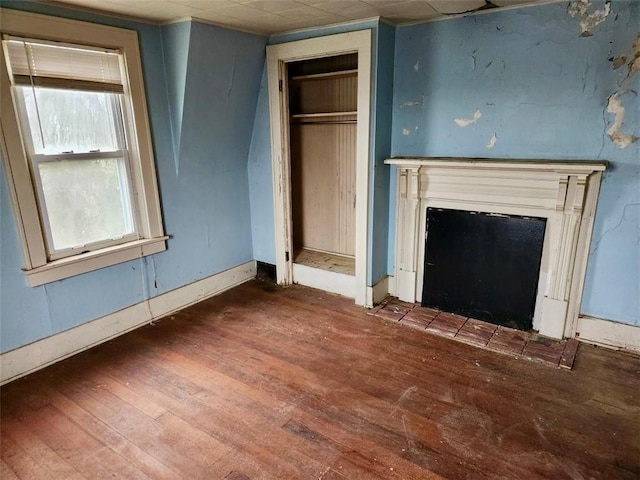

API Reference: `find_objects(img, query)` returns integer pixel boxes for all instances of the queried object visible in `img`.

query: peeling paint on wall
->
[621,34,640,92]
[454,109,482,127]
[414,61,420,72]
[568,0,611,37]
[606,94,638,148]
[401,96,426,108]
[605,33,640,148]
[485,133,497,149]
[402,128,411,136]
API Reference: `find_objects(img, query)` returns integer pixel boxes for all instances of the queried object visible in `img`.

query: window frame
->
[14,86,140,260]
[1,8,167,287]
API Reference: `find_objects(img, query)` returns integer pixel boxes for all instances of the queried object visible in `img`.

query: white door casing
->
[266,30,372,306]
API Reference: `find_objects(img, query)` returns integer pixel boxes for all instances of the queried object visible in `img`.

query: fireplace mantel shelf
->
[385,157,607,173]
[387,156,606,340]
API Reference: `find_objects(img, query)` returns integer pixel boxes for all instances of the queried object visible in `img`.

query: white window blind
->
[2,36,123,92]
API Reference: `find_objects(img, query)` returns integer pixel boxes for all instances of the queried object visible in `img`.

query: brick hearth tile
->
[456,319,497,346]
[523,340,566,366]
[488,337,526,355]
[388,299,416,311]
[559,338,580,369]
[426,312,467,337]
[527,336,566,353]
[463,318,498,334]
[488,327,529,355]
[368,296,392,315]
[375,302,411,322]
[401,307,439,329]
[456,329,492,346]
[436,311,468,324]
[495,325,532,341]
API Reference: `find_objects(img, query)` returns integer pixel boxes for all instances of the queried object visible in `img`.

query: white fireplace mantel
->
[385,157,607,339]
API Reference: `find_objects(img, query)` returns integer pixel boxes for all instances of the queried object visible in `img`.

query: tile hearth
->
[369,297,580,369]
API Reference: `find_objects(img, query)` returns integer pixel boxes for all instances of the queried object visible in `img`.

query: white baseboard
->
[576,315,640,351]
[366,276,391,307]
[292,263,355,298]
[0,261,257,385]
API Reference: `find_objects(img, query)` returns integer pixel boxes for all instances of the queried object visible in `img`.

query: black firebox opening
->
[421,208,546,331]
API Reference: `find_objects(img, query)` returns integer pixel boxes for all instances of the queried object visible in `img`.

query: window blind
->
[2,36,124,93]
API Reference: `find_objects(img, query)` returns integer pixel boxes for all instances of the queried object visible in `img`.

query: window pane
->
[38,158,135,252]
[19,87,120,154]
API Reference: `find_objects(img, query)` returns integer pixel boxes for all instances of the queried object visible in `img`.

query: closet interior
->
[287,53,358,276]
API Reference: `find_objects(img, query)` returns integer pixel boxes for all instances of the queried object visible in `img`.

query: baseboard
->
[0,260,257,385]
[575,315,640,352]
[292,263,355,298]
[366,276,391,307]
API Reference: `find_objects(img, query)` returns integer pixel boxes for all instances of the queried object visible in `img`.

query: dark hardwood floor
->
[1,279,639,479]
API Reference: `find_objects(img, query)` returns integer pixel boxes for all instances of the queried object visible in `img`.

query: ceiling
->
[44,0,549,35]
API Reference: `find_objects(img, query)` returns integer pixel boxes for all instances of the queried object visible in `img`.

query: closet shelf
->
[291,111,357,119]
[290,69,357,81]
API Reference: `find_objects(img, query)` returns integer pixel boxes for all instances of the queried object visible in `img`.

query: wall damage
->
[568,0,611,37]
[606,94,638,148]
[454,109,482,127]
[605,33,640,148]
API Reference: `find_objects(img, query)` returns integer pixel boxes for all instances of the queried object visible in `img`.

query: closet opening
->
[266,30,372,305]
[288,53,358,277]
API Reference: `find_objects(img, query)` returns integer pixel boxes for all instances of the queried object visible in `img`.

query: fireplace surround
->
[385,158,606,339]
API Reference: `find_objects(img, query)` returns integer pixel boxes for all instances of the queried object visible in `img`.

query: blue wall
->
[370,21,395,285]
[155,21,266,292]
[161,21,191,165]
[247,62,276,264]
[0,2,266,353]
[391,2,639,325]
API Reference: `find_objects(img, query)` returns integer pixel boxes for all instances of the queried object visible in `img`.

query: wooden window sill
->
[24,237,168,287]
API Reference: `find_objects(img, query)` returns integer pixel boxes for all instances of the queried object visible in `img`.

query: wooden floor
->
[294,247,355,276]
[1,280,639,480]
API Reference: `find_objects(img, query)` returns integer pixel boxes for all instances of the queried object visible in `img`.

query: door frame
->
[266,30,372,306]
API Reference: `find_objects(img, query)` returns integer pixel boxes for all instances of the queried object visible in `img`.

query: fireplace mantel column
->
[394,166,421,302]
[540,174,591,338]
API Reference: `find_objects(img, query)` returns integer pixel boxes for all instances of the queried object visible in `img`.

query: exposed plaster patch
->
[414,61,420,72]
[611,55,626,70]
[622,34,640,91]
[485,133,497,149]
[454,109,482,127]
[567,0,611,37]
[606,94,638,148]
[401,95,426,109]
[604,33,640,148]
[402,128,411,136]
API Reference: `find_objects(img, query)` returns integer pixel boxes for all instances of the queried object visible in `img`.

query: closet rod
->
[292,120,357,125]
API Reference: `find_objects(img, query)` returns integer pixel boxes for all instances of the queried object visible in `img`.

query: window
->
[1,9,166,286]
